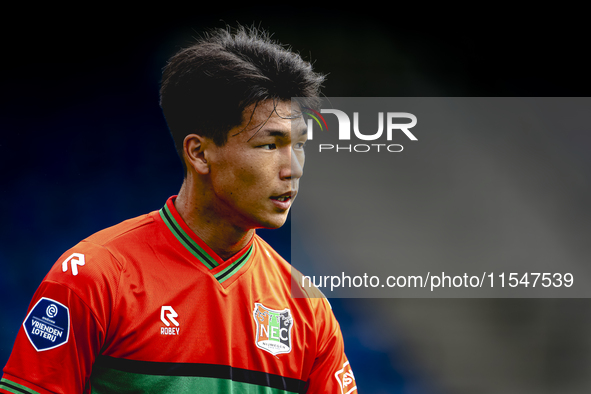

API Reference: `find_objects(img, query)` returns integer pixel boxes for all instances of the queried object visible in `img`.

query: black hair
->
[159,25,325,172]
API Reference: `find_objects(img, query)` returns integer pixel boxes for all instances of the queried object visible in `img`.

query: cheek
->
[212,148,277,196]
[214,163,264,196]
[294,151,305,168]
[240,167,272,194]
[231,160,261,183]
[232,153,276,183]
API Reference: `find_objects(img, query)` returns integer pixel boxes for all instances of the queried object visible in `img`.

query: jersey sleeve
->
[305,298,358,394]
[1,242,120,394]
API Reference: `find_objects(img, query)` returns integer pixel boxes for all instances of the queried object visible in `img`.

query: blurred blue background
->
[1,8,590,394]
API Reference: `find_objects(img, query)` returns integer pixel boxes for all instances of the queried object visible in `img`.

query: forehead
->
[235,100,306,139]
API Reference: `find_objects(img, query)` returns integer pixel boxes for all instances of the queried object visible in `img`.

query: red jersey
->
[1,197,357,393]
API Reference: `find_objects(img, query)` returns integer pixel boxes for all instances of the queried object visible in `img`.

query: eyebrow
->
[260,128,308,138]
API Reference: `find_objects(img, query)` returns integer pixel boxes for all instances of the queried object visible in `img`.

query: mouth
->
[270,191,297,209]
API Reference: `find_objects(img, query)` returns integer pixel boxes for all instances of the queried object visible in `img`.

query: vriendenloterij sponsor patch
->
[23,297,70,351]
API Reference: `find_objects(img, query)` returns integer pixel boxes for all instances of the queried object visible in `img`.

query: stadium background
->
[1,9,590,393]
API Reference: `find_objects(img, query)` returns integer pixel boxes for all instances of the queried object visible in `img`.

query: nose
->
[279,147,304,181]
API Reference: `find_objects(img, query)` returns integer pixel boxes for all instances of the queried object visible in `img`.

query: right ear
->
[183,134,210,175]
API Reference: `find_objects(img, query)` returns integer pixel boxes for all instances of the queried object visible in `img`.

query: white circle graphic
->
[46,304,58,318]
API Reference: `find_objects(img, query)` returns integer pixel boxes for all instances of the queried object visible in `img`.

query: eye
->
[294,141,306,150]
[259,143,277,150]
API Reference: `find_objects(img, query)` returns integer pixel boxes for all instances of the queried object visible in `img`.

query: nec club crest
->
[253,303,293,355]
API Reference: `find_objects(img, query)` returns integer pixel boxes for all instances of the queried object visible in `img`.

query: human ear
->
[183,134,210,175]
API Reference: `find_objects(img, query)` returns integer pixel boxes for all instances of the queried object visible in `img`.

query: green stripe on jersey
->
[215,244,254,283]
[159,205,219,269]
[91,356,306,393]
[91,368,300,394]
[0,378,41,394]
[159,204,255,283]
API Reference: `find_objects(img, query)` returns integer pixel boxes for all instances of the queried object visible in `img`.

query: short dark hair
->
[159,25,325,170]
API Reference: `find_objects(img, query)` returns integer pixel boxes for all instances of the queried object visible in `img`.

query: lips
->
[270,191,297,209]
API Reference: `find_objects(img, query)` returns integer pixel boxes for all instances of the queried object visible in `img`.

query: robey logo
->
[62,253,86,276]
[160,306,180,335]
[303,107,418,153]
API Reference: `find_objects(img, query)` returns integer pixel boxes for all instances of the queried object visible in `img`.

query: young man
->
[0,26,357,393]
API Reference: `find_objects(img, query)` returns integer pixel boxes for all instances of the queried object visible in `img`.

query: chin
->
[255,213,289,230]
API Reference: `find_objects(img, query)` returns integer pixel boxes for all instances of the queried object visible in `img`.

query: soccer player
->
[0,26,357,393]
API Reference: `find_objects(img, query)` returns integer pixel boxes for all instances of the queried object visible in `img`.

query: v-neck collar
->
[158,196,255,285]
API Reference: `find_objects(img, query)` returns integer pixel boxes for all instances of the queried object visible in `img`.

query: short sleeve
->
[1,242,120,394]
[305,298,358,394]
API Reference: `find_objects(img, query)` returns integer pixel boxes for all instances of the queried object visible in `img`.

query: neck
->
[174,178,254,261]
